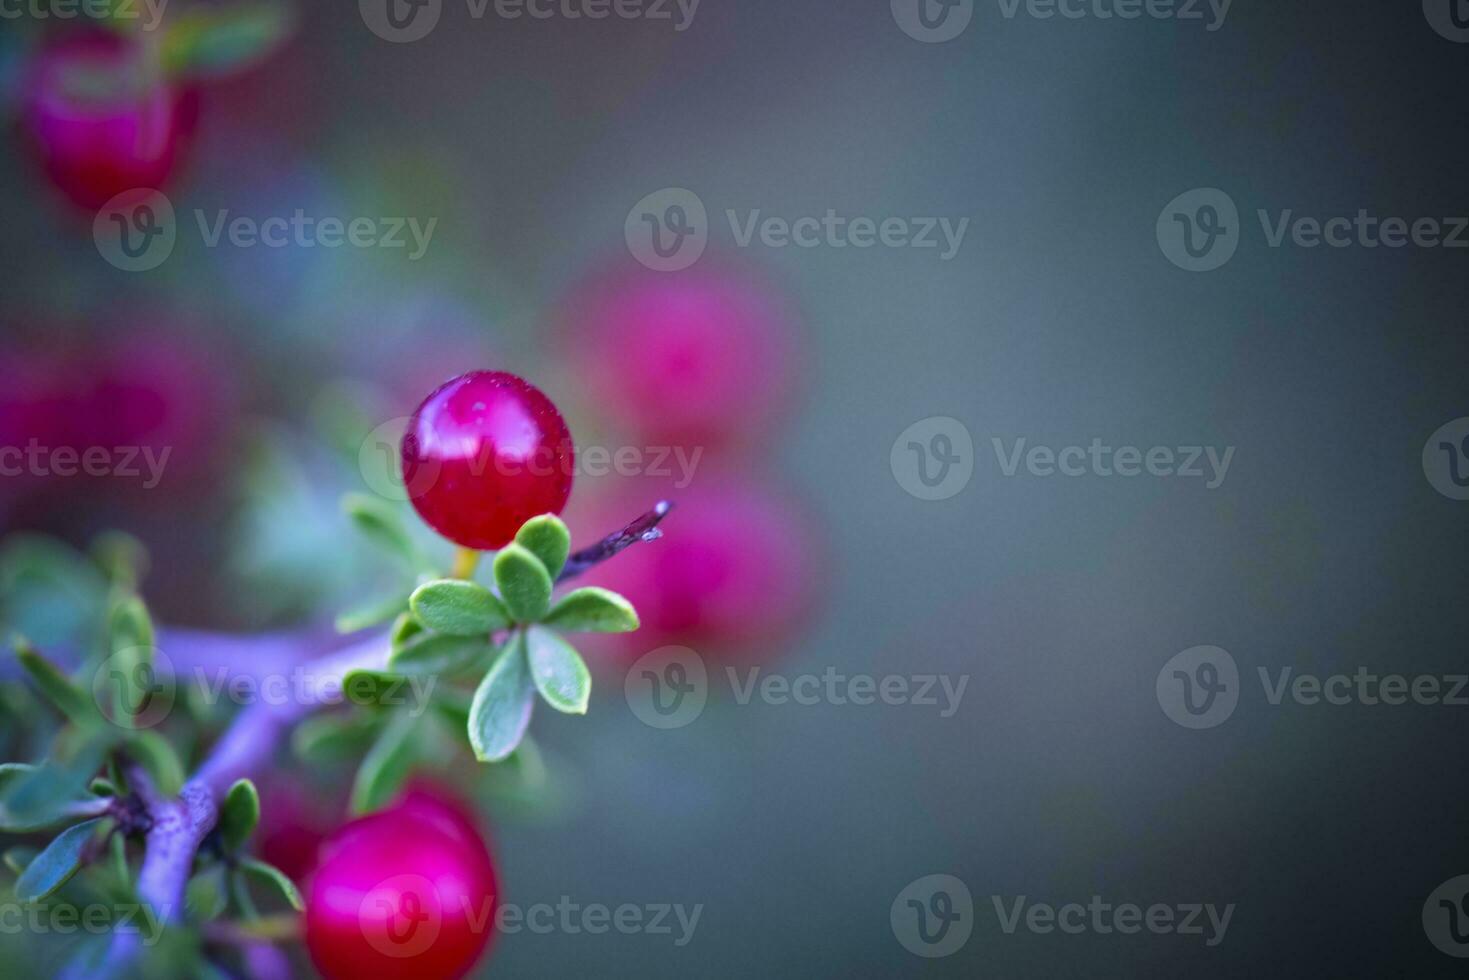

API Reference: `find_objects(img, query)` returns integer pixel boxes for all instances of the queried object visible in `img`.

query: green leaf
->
[341,669,417,709]
[0,735,111,832]
[124,730,185,797]
[108,596,156,656]
[186,866,228,923]
[15,817,105,903]
[468,634,536,762]
[526,627,591,715]
[388,633,492,677]
[342,493,419,566]
[515,515,570,580]
[493,545,552,623]
[219,780,260,853]
[163,3,296,79]
[0,764,109,833]
[13,638,94,724]
[107,597,157,726]
[350,714,418,814]
[335,593,409,634]
[410,580,511,636]
[239,858,304,911]
[390,611,424,650]
[542,587,640,633]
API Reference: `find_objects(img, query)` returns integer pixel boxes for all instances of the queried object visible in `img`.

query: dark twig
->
[558,500,673,582]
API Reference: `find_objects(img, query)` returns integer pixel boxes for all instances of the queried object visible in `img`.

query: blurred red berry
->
[582,475,820,658]
[305,791,499,980]
[560,261,800,452]
[22,30,196,210]
[401,371,575,550]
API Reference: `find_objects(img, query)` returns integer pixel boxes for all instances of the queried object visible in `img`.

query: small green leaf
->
[342,669,415,709]
[390,612,424,650]
[335,593,409,634]
[0,735,111,831]
[389,633,492,677]
[15,817,105,903]
[124,730,185,797]
[515,515,570,580]
[526,627,592,715]
[350,714,418,814]
[493,545,552,623]
[107,597,158,727]
[410,580,511,636]
[543,587,640,633]
[239,858,304,911]
[187,866,228,922]
[342,493,418,566]
[163,3,296,79]
[108,596,156,656]
[468,634,536,763]
[219,780,260,853]
[13,638,94,724]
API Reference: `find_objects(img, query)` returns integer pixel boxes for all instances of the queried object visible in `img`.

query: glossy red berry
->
[305,790,499,980]
[401,371,575,550]
[23,31,196,210]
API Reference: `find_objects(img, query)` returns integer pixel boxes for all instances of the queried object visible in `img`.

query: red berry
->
[305,792,499,980]
[559,261,800,451]
[401,371,575,550]
[23,31,196,210]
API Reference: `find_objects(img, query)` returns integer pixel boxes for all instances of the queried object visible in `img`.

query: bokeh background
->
[3,0,1469,976]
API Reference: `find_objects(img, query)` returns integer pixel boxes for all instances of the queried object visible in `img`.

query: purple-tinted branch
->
[75,501,672,979]
[558,500,673,582]
[81,633,389,980]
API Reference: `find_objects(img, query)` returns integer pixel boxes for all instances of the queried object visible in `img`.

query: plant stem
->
[451,547,481,580]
